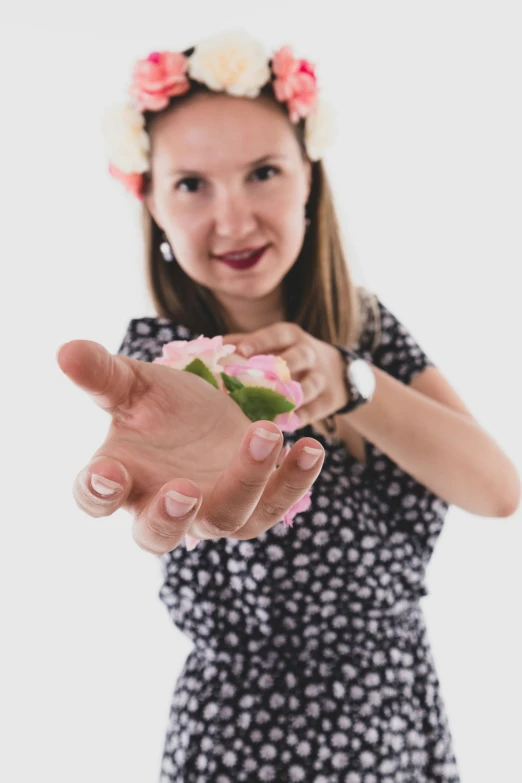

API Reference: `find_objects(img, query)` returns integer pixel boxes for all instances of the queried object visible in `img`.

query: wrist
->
[321,348,352,436]
[331,346,376,417]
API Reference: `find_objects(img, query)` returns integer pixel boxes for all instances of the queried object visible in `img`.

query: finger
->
[132,479,203,555]
[293,407,313,429]
[190,427,324,542]
[57,340,138,415]
[276,443,291,468]
[188,421,285,540]
[295,387,337,428]
[297,370,326,407]
[221,333,249,346]
[73,457,202,555]
[185,435,296,548]
[234,322,299,358]
[73,457,132,518]
[233,437,325,540]
[278,343,316,379]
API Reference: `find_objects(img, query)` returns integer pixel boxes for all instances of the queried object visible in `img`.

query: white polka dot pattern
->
[116,296,460,781]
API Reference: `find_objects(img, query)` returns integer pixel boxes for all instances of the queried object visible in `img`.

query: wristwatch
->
[322,347,375,435]
[333,346,376,414]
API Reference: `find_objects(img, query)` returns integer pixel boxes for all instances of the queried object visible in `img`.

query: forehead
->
[149,92,300,169]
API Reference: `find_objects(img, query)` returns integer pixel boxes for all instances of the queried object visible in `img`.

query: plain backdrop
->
[1,2,520,781]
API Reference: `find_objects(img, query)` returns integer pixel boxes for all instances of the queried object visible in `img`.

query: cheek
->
[264,187,304,239]
[166,210,208,253]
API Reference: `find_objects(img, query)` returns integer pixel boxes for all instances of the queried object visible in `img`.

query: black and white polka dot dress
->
[117,293,461,782]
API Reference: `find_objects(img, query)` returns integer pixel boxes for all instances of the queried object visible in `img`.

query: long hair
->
[139,81,381,352]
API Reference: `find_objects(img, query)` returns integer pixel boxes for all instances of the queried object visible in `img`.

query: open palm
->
[57,339,325,554]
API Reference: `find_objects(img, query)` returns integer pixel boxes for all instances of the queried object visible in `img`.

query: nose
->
[213,187,257,240]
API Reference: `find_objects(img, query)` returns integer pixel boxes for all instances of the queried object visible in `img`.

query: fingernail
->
[90,474,123,496]
[239,344,254,358]
[297,446,323,470]
[165,490,198,518]
[249,427,280,461]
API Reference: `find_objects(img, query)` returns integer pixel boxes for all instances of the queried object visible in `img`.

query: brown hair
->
[139,82,381,352]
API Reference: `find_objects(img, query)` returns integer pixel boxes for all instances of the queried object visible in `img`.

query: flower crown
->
[102,29,335,200]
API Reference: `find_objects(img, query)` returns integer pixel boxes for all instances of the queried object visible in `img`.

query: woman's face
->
[145,91,312,329]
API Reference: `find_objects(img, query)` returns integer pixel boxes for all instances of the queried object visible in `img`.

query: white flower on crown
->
[188,29,271,98]
[305,98,336,162]
[101,101,150,174]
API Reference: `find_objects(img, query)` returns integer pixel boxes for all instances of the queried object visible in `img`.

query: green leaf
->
[183,358,219,389]
[220,371,245,393]
[230,386,296,422]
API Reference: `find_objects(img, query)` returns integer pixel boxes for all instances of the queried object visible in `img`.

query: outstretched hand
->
[57,340,325,554]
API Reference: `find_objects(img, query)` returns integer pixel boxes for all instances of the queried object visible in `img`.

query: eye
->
[251,164,280,182]
[176,177,202,193]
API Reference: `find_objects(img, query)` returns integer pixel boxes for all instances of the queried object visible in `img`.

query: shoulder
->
[353,285,382,354]
[354,288,436,384]
[354,286,423,351]
[122,316,195,342]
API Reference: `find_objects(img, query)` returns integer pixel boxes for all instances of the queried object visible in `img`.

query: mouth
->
[213,245,270,270]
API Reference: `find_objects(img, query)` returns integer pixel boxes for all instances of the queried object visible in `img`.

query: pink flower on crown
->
[129,51,190,112]
[108,164,145,200]
[271,45,319,123]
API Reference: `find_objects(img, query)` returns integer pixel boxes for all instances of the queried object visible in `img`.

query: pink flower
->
[129,51,190,112]
[108,163,144,200]
[283,489,313,527]
[185,533,200,551]
[272,45,319,123]
[222,354,304,433]
[153,334,237,391]
[154,339,306,430]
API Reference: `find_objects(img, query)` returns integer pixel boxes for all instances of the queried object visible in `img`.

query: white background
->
[1,2,520,781]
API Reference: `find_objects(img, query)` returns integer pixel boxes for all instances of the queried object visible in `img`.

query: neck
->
[219,289,286,334]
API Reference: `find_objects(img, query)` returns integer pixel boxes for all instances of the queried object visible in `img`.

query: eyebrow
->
[168,154,288,177]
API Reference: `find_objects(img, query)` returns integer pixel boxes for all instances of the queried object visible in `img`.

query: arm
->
[334,363,520,518]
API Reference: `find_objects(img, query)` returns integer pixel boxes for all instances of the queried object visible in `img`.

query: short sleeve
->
[369,297,435,385]
[116,317,194,362]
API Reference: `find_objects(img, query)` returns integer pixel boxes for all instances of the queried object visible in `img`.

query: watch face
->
[348,359,376,399]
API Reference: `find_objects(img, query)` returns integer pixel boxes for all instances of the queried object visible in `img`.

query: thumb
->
[56,340,136,415]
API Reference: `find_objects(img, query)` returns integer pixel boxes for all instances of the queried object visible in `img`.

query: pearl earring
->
[160,233,174,262]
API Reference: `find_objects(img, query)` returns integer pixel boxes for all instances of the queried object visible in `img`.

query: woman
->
[57,30,520,782]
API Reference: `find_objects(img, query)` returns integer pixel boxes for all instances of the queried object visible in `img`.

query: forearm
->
[336,365,520,517]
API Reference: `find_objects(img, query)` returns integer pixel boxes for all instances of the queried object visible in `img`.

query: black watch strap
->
[322,346,371,434]
[333,345,366,415]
